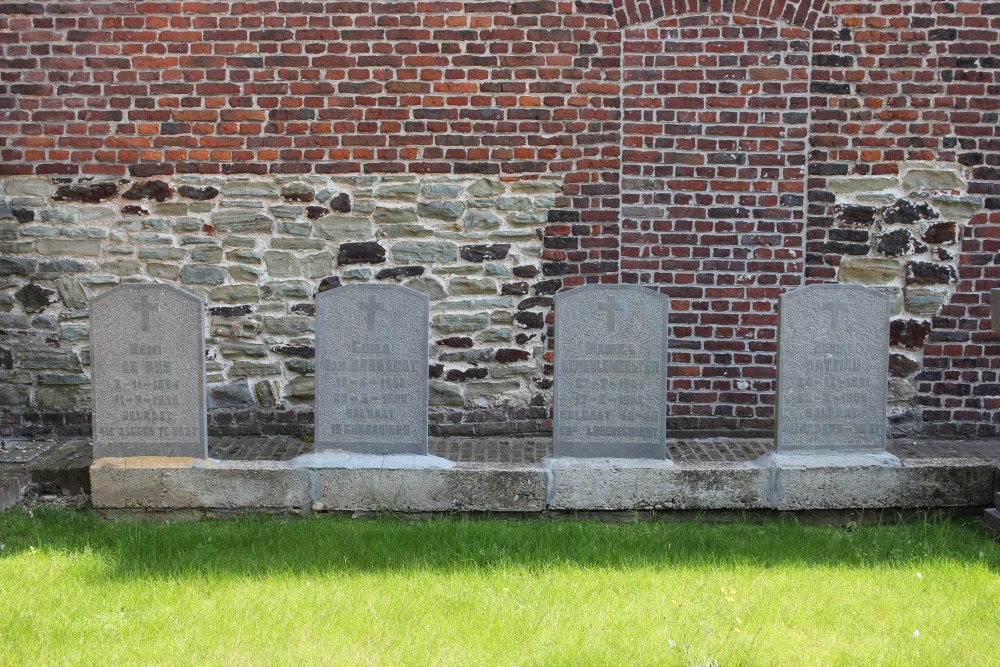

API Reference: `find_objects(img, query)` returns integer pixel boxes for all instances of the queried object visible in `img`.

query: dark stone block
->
[437,337,473,348]
[306,206,327,219]
[0,346,12,370]
[337,241,386,265]
[517,296,554,310]
[889,353,921,378]
[177,185,220,201]
[329,193,352,213]
[495,348,531,363]
[429,363,443,379]
[290,302,315,315]
[53,181,118,203]
[514,311,545,329]
[460,243,511,262]
[906,261,957,285]
[512,265,538,278]
[877,228,926,257]
[121,205,148,216]
[884,199,937,225]
[12,207,33,223]
[922,222,957,245]
[890,319,932,349]
[446,367,489,381]
[515,333,538,345]
[376,266,424,280]
[533,279,561,295]
[209,305,253,317]
[271,345,315,358]
[318,276,342,292]
[122,180,173,202]
[14,283,55,313]
[501,282,529,296]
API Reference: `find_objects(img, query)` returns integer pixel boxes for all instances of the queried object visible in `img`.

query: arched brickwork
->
[612,0,828,30]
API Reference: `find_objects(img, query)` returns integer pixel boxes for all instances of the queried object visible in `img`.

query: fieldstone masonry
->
[0,175,557,438]
[813,163,981,432]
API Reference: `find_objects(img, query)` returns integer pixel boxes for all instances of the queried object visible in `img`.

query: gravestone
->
[554,285,669,458]
[315,284,429,455]
[90,283,207,458]
[776,284,890,453]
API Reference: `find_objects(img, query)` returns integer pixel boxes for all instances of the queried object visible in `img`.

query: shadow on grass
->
[1,508,997,579]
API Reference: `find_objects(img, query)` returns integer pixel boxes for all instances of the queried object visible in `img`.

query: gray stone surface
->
[992,288,1000,333]
[90,284,207,458]
[777,284,889,453]
[315,284,429,454]
[554,285,669,459]
[87,450,994,514]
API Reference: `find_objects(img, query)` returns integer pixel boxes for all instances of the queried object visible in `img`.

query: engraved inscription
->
[777,285,889,452]
[132,293,158,332]
[315,285,429,455]
[555,286,669,459]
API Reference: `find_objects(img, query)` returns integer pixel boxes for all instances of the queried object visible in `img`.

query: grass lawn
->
[0,510,998,666]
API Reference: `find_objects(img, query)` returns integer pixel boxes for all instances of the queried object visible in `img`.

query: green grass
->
[0,510,998,666]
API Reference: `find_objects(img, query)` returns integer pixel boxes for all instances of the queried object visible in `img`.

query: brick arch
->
[612,0,828,30]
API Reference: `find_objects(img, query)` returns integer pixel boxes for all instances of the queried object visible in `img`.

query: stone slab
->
[89,457,311,510]
[311,464,546,513]
[89,455,994,515]
[777,284,889,453]
[554,285,669,459]
[315,284,429,455]
[90,283,207,459]
[0,440,55,463]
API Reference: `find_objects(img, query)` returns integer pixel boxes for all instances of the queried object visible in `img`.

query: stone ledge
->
[89,455,995,516]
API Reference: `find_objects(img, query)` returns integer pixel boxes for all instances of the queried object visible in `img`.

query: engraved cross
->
[359,294,385,331]
[822,292,847,331]
[598,294,625,332]
[133,294,158,332]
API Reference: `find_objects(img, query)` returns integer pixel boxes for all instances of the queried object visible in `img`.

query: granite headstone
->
[777,284,890,453]
[90,283,207,458]
[554,285,669,459]
[315,284,429,455]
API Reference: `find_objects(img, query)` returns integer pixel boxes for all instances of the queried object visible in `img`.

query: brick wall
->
[1,0,998,438]
[621,13,809,432]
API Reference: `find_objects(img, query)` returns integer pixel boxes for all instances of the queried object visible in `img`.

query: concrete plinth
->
[90,456,548,515]
[89,448,998,518]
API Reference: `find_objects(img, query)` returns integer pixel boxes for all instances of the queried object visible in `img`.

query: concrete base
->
[90,452,996,517]
[90,456,547,514]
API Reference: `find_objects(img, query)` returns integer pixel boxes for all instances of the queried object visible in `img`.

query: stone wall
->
[812,163,980,432]
[0,175,559,438]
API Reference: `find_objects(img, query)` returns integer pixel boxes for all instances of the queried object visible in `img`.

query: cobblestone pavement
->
[2,435,999,499]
